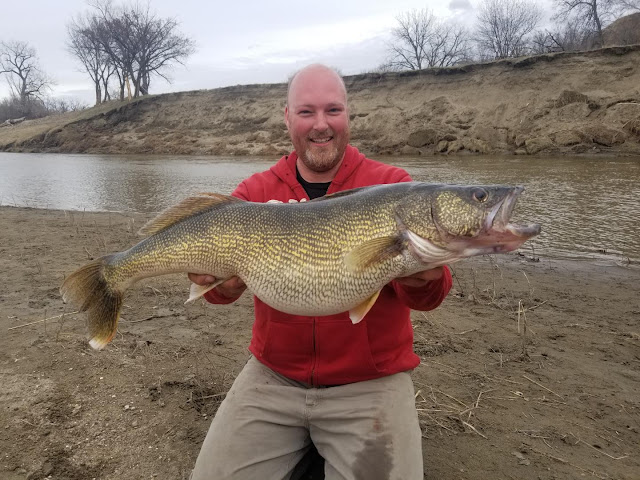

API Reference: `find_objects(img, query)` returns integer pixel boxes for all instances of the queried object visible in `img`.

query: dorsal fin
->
[308,186,369,202]
[138,193,242,236]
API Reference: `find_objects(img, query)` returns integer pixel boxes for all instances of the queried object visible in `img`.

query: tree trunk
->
[593,6,604,47]
[95,83,102,106]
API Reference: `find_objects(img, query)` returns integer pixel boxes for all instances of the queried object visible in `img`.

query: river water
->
[1,152,639,265]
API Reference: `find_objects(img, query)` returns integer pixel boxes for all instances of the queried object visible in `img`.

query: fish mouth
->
[481,186,541,253]
[404,185,541,267]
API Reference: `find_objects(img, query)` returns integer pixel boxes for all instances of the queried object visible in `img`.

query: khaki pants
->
[191,357,423,480]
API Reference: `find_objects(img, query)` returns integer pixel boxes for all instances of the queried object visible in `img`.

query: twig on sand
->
[434,388,469,409]
[524,300,547,312]
[572,434,629,460]
[461,420,488,439]
[191,392,227,402]
[518,300,528,357]
[619,404,640,429]
[523,374,564,399]
[8,311,80,330]
[417,386,490,439]
[454,328,479,335]
[121,315,163,324]
[146,285,167,298]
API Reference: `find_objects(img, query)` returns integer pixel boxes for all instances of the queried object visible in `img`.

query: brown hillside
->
[1,45,639,156]
[604,12,640,46]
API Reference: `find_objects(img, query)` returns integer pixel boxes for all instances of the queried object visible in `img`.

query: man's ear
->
[284,105,290,129]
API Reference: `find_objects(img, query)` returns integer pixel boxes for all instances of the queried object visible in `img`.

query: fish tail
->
[60,255,123,350]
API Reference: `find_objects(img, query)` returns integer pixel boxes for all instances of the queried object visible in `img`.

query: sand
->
[1,205,638,479]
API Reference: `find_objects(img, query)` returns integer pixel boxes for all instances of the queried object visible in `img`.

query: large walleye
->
[61,182,541,349]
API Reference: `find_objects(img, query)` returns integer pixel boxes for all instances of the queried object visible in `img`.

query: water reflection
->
[1,152,639,265]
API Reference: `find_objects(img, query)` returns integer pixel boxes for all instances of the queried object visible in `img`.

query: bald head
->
[284,63,350,182]
[286,64,347,107]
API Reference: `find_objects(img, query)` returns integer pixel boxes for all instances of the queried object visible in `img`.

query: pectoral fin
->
[344,236,403,272]
[349,290,381,324]
[185,278,226,304]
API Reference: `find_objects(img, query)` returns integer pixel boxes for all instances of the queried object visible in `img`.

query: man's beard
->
[294,128,349,173]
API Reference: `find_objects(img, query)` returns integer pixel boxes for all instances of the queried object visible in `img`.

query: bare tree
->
[87,1,195,99]
[89,1,135,100]
[531,15,597,53]
[0,40,52,103]
[67,13,116,105]
[476,0,543,59]
[387,9,470,71]
[44,97,88,113]
[553,0,618,47]
[424,22,471,67]
[133,10,196,94]
[530,31,557,54]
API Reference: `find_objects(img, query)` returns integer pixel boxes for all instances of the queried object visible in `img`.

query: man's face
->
[285,68,350,173]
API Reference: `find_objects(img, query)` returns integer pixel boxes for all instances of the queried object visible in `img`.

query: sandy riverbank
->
[1,205,639,479]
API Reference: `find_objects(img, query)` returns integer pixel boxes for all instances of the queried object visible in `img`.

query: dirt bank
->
[1,46,640,157]
[1,205,639,479]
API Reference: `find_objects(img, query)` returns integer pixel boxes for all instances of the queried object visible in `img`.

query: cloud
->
[449,0,473,11]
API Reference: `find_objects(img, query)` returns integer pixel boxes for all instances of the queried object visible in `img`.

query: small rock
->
[407,128,439,147]
[446,140,464,153]
[525,136,554,154]
[514,135,527,147]
[42,461,54,476]
[400,145,420,155]
[511,451,525,460]
[554,130,584,146]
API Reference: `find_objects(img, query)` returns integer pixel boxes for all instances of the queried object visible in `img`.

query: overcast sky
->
[1,0,554,105]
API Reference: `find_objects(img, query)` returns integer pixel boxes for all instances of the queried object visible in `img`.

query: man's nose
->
[313,112,328,131]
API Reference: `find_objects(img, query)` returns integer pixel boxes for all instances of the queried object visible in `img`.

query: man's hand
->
[187,273,247,299]
[395,266,445,288]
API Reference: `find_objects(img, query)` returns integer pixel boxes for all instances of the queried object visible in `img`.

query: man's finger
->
[222,276,246,289]
[188,273,217,285]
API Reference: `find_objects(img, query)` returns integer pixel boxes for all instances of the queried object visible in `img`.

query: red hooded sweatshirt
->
[205,146,452,385]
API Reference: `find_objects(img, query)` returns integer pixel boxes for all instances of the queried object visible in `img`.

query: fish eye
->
[472,189,488,203]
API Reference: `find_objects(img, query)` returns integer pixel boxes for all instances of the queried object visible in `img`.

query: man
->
[189,64,452,480]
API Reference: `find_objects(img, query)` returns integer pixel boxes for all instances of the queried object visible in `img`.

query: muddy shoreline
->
[1,205,639,480]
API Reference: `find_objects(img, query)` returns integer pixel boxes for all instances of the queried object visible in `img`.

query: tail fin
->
[60,255,123,350]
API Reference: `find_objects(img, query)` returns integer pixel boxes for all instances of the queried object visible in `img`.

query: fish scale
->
[60,182,541,349]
